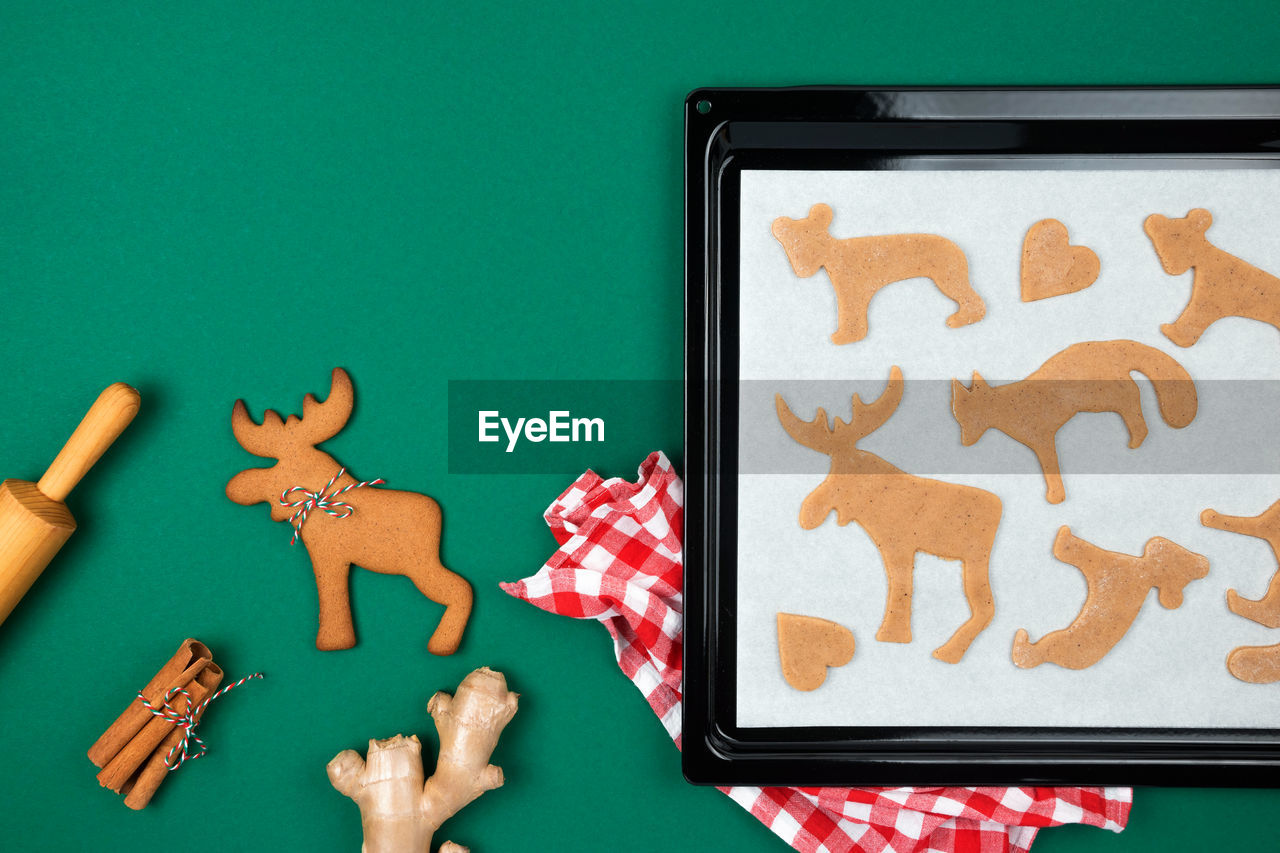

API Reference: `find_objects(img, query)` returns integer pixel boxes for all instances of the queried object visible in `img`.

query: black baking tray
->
[682,85,1280,787]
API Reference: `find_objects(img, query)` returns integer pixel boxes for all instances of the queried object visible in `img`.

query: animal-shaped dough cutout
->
[771,203,986,345]
[1020,219,1100,301]
[1202,502,1280,627]
[226,368,473,653]
[1200,501,1280,684]
[777,613,856,691]
[1223,645,1280,685]
[951,340,1197,504]
[776,367,1003,664]
[1144,208,1280,348]
[1012,526,1209,670]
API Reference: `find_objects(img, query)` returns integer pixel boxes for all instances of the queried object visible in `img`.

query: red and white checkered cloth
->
[500,451,1131,853]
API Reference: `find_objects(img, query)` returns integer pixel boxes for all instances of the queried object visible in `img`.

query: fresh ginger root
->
[327,667,519,853]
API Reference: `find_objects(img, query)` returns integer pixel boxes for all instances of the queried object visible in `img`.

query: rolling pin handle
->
[37,383,141,503]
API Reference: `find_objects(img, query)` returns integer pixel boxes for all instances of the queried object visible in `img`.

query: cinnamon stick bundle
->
[89,638,223,808]
[121,663,224,810]
[89,638,212,768]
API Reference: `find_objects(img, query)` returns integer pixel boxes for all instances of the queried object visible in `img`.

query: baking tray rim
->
[683,84,1280,787]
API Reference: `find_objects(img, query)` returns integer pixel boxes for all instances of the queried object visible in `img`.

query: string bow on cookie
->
[279,468,384,545]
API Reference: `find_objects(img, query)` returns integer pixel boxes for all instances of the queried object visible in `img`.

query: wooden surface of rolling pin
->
[0,382,140,625]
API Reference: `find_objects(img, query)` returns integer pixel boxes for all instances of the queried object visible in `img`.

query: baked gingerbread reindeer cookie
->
[777,367,1003,663]
[772,203,986,345]
[226,368,473,654]
[951,340,1197,504]
[1200,500,1280,684]
[1144,208,1280,348]
[1012,526,1209,670]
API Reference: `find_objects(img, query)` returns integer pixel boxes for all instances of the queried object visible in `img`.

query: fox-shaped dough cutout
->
[951,340,1197,504]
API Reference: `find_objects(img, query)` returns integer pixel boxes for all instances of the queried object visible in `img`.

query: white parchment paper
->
[736,168,1280,728]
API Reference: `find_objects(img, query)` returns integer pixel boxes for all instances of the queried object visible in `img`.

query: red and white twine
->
[279,468,384,545]
[136,672,264,772]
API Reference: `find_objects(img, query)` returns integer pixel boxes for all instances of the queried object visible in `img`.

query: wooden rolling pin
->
[0,383,140,626]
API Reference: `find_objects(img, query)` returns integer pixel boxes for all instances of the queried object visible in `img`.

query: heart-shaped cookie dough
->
[777,613,856,691]
[1020,219,1100,302]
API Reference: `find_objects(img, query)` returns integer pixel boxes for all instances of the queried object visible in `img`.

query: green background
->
[2,1,1279,850]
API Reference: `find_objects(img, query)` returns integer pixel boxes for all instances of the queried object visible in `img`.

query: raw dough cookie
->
[1012,526,1209,670]
[1202,502,1280,627]
[1020,219,1099,301]
[951,340,1197,504]
[1225,645,1280,685]
[1144,208,1280,348]
[771,203,985,345]
[777,613,856,691]
[776,366,1003,664]
[1200,502,1280,684]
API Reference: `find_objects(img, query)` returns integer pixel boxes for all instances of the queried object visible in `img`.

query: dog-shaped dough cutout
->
[1012,526,1209,670]
[951,339,1197,504]
[772,203,986,345]
[1144,208,1280,348]
[1021,219,1099,301]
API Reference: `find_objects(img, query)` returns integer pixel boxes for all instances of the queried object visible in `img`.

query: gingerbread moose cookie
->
[772,203,986,345]
[1012,526,1210,670]
[226,368,473,654]
[777,367,1002,664]
[1144,208,1280,348]
[952,340,1197,504]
